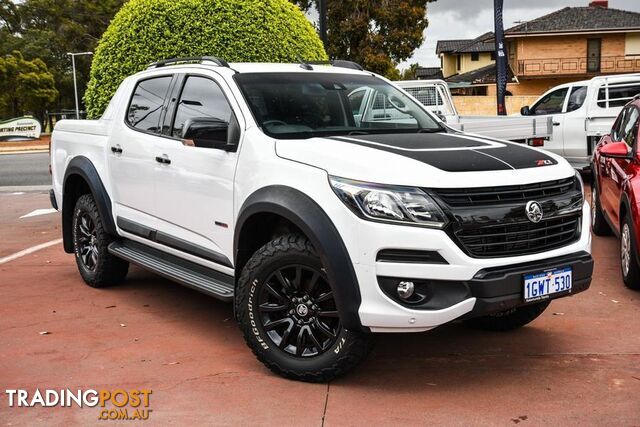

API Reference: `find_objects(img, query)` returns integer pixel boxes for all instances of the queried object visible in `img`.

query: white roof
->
[136,61,370,78]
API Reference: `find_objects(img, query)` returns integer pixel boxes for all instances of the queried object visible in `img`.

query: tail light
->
[528,138,545,147]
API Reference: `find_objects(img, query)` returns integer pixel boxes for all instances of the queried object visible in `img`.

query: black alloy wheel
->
[72,194,129,287]
[258,265,340,357]
[236,234,373,382]
[76,212,99,271]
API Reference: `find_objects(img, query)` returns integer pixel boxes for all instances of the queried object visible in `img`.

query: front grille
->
[455,214,581,258]
[432,177,576,207]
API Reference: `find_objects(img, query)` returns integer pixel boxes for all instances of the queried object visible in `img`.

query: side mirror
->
[434,110,447,123]
[600,141,632,159]
[520,106,530,116]
[182,114,240,152]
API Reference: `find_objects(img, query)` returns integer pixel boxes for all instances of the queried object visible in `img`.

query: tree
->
[401,63,419,80]
[0,50,58,123]
[292,0,435,78]
[84,0,328,118]
[0,0,126,113]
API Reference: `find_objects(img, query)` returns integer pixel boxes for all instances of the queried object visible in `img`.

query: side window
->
[172,76,232,147]
[127,77,172,133]
[612,107,630,141]
[566,86,587,112]
[622,108,639,148]
[597,82,640,108]
[529,88,569,115]
[363,90,418,125]
[348,89,366,116]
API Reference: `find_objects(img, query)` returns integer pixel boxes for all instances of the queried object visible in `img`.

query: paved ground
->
[1,189,639,425]
[0,153,51,187]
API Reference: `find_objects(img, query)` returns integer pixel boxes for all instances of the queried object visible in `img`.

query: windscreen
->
[234,73,442,139]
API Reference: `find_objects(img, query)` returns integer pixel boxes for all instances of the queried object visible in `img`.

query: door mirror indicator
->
[600,141,632,159]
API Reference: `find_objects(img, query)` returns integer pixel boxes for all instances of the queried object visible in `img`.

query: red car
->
[592,97,640,289]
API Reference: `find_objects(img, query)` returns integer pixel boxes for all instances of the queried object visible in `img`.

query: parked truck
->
[520,73,640,169]
[51,58,593,381]
[396,79,553,144]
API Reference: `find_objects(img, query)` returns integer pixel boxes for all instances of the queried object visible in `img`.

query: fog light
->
[397,281,415,300]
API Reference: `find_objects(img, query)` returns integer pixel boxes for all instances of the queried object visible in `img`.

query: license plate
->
[523,267,572,302]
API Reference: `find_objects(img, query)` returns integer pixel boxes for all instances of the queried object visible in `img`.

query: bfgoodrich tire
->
[463,301,551,331]
[72,194,129,288]
[235,234,373,382]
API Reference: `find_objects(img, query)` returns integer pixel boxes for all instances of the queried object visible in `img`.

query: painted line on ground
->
[0,185,51,193]
[0,238,63,265]
[0,149,49,155]
[20,208,58,219]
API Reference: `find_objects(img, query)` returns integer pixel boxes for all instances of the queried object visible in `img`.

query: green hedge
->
[84,0,327,118]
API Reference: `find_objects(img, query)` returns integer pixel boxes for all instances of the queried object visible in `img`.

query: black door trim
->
[116,217,233,268]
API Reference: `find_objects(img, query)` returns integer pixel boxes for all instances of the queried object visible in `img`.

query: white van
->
[520,73,640,169]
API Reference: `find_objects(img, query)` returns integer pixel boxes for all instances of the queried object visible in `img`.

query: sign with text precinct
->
[0,117,42,141]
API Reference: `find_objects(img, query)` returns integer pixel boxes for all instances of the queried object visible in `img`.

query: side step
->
[108,240,234,302]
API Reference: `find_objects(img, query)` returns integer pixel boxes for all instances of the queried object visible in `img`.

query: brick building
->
[436,1,640,96]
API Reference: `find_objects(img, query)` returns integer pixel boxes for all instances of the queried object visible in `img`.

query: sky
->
[400,0,640,69]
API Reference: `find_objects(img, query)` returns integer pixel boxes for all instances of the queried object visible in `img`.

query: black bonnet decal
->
[330,133,557,172]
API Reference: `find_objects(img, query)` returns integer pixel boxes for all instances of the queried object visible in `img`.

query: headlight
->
[575,171,584,198]
[329,176,448,228]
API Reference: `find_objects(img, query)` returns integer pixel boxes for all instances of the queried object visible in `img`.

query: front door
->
[600,106,639,228]
[587,38,601,73]
[152,73,242,269]
[609,107,639,227]
[527,87,569,157]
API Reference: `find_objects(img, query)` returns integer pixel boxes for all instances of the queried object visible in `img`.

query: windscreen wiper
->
[417,127,446,133]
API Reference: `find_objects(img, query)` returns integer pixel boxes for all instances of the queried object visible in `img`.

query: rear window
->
[404,86,443,107]
[126,76,172,133]
[597,82,640,108]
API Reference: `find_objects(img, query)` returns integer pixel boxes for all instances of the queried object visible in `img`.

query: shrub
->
[84,0,327,118]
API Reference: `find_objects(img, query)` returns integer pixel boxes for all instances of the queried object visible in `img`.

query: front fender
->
[235,185,365,332]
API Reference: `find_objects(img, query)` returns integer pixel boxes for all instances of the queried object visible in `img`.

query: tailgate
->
[448,116,553,141]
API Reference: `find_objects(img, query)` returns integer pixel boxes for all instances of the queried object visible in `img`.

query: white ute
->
[396,79,553,143]
[51,58,593,381]
[519,73,640,169]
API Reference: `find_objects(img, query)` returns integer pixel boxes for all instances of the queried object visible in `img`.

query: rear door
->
[151,72,243,269]
[108,75,174,226]
[527,86,569,157]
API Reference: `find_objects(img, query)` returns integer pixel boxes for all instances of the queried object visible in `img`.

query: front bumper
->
[354,202,592,332]
[461,251,592,319]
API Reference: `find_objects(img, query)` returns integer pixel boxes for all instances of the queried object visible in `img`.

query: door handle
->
[552,122,561,126]
[111,145,123,154]
[155,155,171,165]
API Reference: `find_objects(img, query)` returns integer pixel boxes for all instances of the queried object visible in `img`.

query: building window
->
[471,52,480,61]
[456,55,461,70]
[490,51,496,61]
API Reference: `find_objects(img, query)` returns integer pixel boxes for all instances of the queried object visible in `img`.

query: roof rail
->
[147,56,230,69]
[331,60,364,71]
[307,59,365,71]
